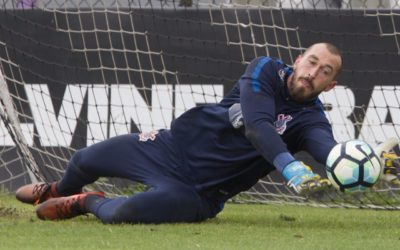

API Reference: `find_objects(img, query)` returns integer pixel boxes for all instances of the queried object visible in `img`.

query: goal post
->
[0,0,400,208]
[0,58,40,184]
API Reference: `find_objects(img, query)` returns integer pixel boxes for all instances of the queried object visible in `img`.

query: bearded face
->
[287,44,342,102]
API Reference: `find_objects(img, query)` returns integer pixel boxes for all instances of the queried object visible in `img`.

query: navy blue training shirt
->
[170,56,337,199]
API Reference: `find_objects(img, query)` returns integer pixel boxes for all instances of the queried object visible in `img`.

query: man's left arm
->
[301,125,337,165]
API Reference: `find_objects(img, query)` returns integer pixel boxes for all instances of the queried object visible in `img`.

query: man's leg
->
[17,134,146,204]
[86,179,213,224]
[37,178,214,224]
[57,133,167,195]
[17,130,183,205]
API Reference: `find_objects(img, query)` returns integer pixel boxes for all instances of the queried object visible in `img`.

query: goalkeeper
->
[17,42,342,224]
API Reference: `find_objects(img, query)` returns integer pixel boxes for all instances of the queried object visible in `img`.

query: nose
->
[308,67,319,79]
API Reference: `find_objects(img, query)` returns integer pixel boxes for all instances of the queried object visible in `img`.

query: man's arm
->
[239,57,328,195]
[239,57,299,171]
[301,124,337,165]
[374,138,400,185]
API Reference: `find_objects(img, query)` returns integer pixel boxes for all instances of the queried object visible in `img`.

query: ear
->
[294,54,303,66]
[323,81,337,92]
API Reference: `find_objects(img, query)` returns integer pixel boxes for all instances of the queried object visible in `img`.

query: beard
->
[287,74,318,102]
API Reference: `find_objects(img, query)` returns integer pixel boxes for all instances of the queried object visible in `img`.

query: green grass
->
[1,194,400,250]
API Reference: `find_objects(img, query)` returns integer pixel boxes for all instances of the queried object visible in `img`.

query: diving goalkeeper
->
[17,42,344,224]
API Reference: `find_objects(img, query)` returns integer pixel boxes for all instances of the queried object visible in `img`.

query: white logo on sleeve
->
[274,114,292,135]
[138,130,159,142]
[229,103,244,129]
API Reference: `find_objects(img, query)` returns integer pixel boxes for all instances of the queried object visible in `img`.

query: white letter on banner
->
[24,83,223,147]
[86,85,110,145]
[108,84,224,140]
[174,84,224,118]
[87,84,173,145]
[107,84,173,139]
[320,85,355,142]
[359,86,400,144]
[0,119,34,146]
[25,84,86,147]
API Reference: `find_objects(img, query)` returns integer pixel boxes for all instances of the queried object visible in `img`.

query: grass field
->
[1,193,400,250]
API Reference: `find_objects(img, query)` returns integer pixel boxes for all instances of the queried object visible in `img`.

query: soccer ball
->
[326,140,382,192]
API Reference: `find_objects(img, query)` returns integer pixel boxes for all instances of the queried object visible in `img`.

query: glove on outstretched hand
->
[374,138,400,185]
[282,161,331,195]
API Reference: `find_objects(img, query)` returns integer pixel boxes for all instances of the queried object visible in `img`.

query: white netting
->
[0,0,400,208]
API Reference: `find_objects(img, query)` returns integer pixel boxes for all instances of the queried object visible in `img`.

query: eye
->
[322,68,332,75]
[308,60,317,65]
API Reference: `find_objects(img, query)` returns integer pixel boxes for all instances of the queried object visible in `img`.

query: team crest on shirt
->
[274,114,292,135]
[138,130,159,142]
[278,69,286,82]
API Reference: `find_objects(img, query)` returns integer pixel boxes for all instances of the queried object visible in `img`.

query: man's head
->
[287,43,342,102]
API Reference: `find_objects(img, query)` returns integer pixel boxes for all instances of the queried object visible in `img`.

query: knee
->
[67,148,94,175]
[68,149,84,171]
[97,201,141,224]
[69,148,97,171]
[97,192,201,224]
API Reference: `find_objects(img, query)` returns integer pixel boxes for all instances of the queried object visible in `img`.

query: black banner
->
[0,8,399,190]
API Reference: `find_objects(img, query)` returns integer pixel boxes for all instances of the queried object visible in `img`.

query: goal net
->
[0,0,400,209]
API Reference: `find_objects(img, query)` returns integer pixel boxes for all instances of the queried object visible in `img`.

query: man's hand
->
[374,138,400,185]
[282,161,331,195]
[381,152,400,185]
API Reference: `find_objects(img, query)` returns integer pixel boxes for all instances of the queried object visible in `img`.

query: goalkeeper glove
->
[374,138,400,185]
[381,152,400,185]
[282,161,331,195]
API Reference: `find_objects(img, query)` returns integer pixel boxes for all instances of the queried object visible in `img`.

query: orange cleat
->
[36,191,105,220]
[16,182,62,205]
